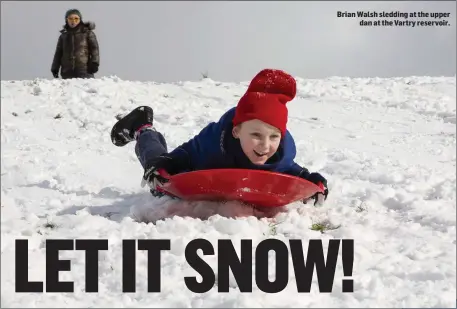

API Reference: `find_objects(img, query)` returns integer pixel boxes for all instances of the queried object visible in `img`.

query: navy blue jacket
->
[167,107,309,177]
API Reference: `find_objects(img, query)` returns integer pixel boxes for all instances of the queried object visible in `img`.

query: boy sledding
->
[111,69,329,207]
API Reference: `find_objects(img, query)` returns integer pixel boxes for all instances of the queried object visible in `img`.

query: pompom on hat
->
[232,69,297,136]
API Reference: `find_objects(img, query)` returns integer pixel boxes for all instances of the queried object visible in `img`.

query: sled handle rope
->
[157,168,172,180]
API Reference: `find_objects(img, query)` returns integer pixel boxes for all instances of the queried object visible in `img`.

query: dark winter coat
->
[51,21,100,79]
[166,107,310,178]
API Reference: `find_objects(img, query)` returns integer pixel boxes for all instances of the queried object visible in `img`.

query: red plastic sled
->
[155,169,324,208]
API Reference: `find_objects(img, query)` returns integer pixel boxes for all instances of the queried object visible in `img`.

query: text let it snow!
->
[14,238,355,294]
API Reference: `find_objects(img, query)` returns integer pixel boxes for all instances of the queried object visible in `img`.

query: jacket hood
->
[60,21,95,33]
[84,21,96,30]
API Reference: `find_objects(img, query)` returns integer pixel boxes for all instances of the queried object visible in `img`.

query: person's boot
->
[110,106,154,147]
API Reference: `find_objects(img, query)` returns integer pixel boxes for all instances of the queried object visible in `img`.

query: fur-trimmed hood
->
[60,21,96,33]
[84,21,96,30]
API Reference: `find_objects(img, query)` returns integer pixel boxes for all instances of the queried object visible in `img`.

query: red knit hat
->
[232,69,296,136]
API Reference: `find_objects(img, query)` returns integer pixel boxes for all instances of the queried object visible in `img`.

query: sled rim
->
[154,168,324,207]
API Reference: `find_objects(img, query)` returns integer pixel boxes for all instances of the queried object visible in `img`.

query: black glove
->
[51,70,59,78]
[302,172,329,206]
[88,62,99,74]
[140,155,177,189]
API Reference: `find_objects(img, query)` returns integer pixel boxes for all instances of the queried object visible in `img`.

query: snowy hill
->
[1,75,456,307]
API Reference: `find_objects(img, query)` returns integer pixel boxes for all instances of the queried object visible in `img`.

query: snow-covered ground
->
[1,75,456,307]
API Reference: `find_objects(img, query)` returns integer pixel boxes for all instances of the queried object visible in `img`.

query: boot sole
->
[110,106,153,147]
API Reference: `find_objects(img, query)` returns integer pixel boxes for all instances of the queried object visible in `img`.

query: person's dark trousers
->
[61,71,94,79]
[135,129,168,169]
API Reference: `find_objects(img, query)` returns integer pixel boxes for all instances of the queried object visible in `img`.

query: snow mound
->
[1,75,455,307]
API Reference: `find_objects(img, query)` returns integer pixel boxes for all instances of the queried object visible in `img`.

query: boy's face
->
[232,119,281,165]
[67,14,81,28]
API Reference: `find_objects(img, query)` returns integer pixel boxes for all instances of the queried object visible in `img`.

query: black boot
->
[110,106,154,147]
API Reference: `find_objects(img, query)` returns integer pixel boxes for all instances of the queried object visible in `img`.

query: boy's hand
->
[303,172,329,206]
[88,62,99,74]
[141,155,174,189]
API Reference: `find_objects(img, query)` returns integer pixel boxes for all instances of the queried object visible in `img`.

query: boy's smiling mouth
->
[253,150,267,157]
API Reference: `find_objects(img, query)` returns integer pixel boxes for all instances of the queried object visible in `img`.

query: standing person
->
[51,9,100,79]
